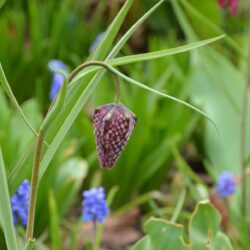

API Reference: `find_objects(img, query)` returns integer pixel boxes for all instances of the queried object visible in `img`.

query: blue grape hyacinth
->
[89,32,104,53]
[48,60,67,101]
[217,171,236,199]
[82,187,109,223]
[11,179,30,226]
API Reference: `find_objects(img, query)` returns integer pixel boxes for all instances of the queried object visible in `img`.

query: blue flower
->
[89,32,104,54]
[48,60,67,101]
[11,179,30,226]
[217,171,236,198]
[82,187,109,223]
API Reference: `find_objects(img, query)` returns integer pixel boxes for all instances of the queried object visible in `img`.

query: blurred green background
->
[0,0,250,249]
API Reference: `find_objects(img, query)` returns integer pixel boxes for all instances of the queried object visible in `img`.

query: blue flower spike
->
[11,179,30,226]
[48,60,67,101]
[82,187,109,224]
[217,171,237,199]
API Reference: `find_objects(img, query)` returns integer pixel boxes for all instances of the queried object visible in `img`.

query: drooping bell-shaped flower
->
[93,103,137,169]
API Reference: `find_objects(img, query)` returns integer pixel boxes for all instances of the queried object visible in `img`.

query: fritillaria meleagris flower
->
[93,103,137,169]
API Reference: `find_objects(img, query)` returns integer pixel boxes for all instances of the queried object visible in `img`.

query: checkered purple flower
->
[48,60,67,101]
[217,171,236,198]
[11,179,30,226]
[93,103,137,169]
[82,187,109,223]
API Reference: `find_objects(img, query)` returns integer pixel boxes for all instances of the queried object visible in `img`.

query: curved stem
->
[68,61,120,104]
[25,132,44,243]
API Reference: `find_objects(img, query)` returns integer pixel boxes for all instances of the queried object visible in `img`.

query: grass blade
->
[90,0,134,60]
[24,239,35,250]
[179,0,246,59]
[49,191,61,250]
[70,35,224,84]
[109,35,224,65]
[171,188,187,223]
[0,148,19,250]
[97,64,219,134]
[0,63,39,137]
[0,0,6,8]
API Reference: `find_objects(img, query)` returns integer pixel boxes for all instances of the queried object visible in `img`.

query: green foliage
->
[131,201,233,250]
[24,240,35,250]
[49,191,61,250]
[0,0,249,249]
[0,148,18,250]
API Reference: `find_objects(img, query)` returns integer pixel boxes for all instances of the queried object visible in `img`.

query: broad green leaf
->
[24,239,35,250]
[49,191,61,250]
[131,201,233,250]
[0,63,39,137]
[211,232,233,250]
[190,200,233,250]
[0,148,19,250]
[132,218,188,250]
[131,236,151,250]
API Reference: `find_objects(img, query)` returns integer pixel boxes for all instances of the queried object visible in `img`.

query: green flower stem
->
[92,222,104,250]
[68,61,120,104]
[25,132,45,243]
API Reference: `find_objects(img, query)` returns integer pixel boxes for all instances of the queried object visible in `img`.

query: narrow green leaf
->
[49,191,61,250]
[70,0,166,85]
[106,186,119,206]
[170,188,187,223]
[172,146,204,184]
[0,148,19,250]
[180,0,245,59]
[90,0,134,60]
[171,0,197,41]
[71,35,224,84]
[40,67,68,133]
[24,239,35,250]
[102,64,219,134]
[0,63,39,137]
[0,0,6,8]
[108,35,224,66]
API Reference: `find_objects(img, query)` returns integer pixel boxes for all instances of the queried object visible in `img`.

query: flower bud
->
[93,103,137,169]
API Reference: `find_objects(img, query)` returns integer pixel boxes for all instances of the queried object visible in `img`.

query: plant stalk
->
[25,132,44,243]
[68,61,121,104]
